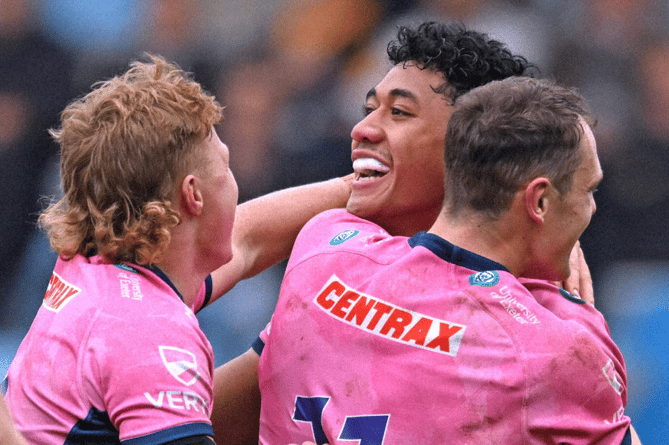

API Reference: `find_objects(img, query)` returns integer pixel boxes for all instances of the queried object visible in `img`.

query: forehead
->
[371,64,449,104]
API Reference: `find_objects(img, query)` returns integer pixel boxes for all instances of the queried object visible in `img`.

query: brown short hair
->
[41,54,223,264]
[444,76,594,219]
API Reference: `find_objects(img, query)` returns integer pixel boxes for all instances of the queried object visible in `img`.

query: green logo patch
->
[330,229,360,246]
[469,271,500,287]
[114,264,139,274]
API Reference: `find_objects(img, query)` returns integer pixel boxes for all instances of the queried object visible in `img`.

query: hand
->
[560,241,594,305]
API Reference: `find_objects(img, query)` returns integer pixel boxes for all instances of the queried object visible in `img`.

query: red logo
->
[43,272,81,312]
[314,275,466,356]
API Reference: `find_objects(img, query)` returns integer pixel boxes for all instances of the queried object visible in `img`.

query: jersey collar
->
[408,232,510,273]
[145,264,185,302]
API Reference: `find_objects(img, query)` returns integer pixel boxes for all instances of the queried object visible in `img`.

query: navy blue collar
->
[143,265,213,309]
[408,232,509,273]
[145,264,185,302]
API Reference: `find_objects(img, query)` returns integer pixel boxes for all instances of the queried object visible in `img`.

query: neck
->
[155,227,212,307]
[154,256,208,308]
[428,210,528,277]
[378,207,442,237]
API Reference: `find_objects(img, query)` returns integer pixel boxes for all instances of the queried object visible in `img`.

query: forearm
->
[630,424,642,445]
[0,394,26,445]
[211,349,261,445]
[211,174,353,300]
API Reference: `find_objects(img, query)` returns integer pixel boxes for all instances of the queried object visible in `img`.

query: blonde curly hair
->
[41,54,223,265]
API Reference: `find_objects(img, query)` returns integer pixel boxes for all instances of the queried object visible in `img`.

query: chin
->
[346,198,377,219]
[213,248,234,270]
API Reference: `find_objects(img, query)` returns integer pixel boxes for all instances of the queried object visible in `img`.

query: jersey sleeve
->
[81,310,215,444]
[522,312,630,444]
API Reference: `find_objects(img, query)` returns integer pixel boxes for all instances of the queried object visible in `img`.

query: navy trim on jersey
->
[200,275,213,311]
[409,232,510,273]
[64,407,118,444]
[252,336,265,356]
[620,426,632,445]
[122,422,214,445]
[559,288,587,305]
[146,265,184,303]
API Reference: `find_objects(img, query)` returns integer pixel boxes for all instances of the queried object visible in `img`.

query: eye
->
[362,102,378,116]
[391,107,412,117]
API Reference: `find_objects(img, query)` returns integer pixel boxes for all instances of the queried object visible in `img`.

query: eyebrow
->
[365,87,419,103]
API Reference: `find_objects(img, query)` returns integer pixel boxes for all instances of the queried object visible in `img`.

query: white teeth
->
[352,158,390,175]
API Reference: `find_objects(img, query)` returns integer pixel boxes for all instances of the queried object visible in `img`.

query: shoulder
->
[302,209,386,237]
[289,209,395,264]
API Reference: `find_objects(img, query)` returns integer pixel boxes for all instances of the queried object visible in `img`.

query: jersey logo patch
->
[330,230,359,246]
[469,271,500,287]
[314,275,466,356]
[159,346,201,386]
[42,272,82,313]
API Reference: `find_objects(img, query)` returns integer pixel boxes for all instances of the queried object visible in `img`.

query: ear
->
[180,174,204,216]
[524,177,551,224]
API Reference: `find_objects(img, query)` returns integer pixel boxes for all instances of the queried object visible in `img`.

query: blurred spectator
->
[264,0,380,190]
[35,0,142,57]
[0,0,74,325]
[579,38,669,289]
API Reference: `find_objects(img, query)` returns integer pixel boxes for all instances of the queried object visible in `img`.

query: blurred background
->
[0,0,667,439]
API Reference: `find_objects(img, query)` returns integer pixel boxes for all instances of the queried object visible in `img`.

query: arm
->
[211,348,261,445]
[210,175,353,302]
[631,424,642,445]
[0,394,26,445]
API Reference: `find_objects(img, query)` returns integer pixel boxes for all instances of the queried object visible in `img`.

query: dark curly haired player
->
[209,21,552,444]
[260,76,639,444]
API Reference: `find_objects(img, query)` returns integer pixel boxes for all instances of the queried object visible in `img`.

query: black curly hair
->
[387,22,536,102]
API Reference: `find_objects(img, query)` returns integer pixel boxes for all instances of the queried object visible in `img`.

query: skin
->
[156,129,239,307]
[524,121,602,281]
[433,120,602,283]
[0,394,26,445]
[348,63,452,237]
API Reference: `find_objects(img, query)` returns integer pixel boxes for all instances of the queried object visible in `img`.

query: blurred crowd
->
[1,0,668,439]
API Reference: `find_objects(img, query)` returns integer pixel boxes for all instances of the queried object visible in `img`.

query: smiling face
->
[347,63,454,236]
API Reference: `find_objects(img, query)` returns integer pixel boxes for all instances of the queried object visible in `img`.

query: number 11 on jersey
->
[294,396,390,445]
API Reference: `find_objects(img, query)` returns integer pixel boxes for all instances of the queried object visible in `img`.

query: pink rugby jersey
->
[5,254,215,444]
[257,209,631,445]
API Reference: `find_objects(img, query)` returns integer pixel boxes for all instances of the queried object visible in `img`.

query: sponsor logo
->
[159,346,201,386]
[490,286,540,325]
[469,271,500,287]
[314,275,466,356]
[117,271,143,301]
[330,230,359,246]
[43,272,81,312]
[144,390,209,415]
[602,359,623,395]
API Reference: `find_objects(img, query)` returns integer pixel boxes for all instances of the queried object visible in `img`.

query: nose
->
[351,112,383,144]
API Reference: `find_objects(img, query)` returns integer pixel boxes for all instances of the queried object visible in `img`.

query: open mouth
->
[353,158,390,181]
